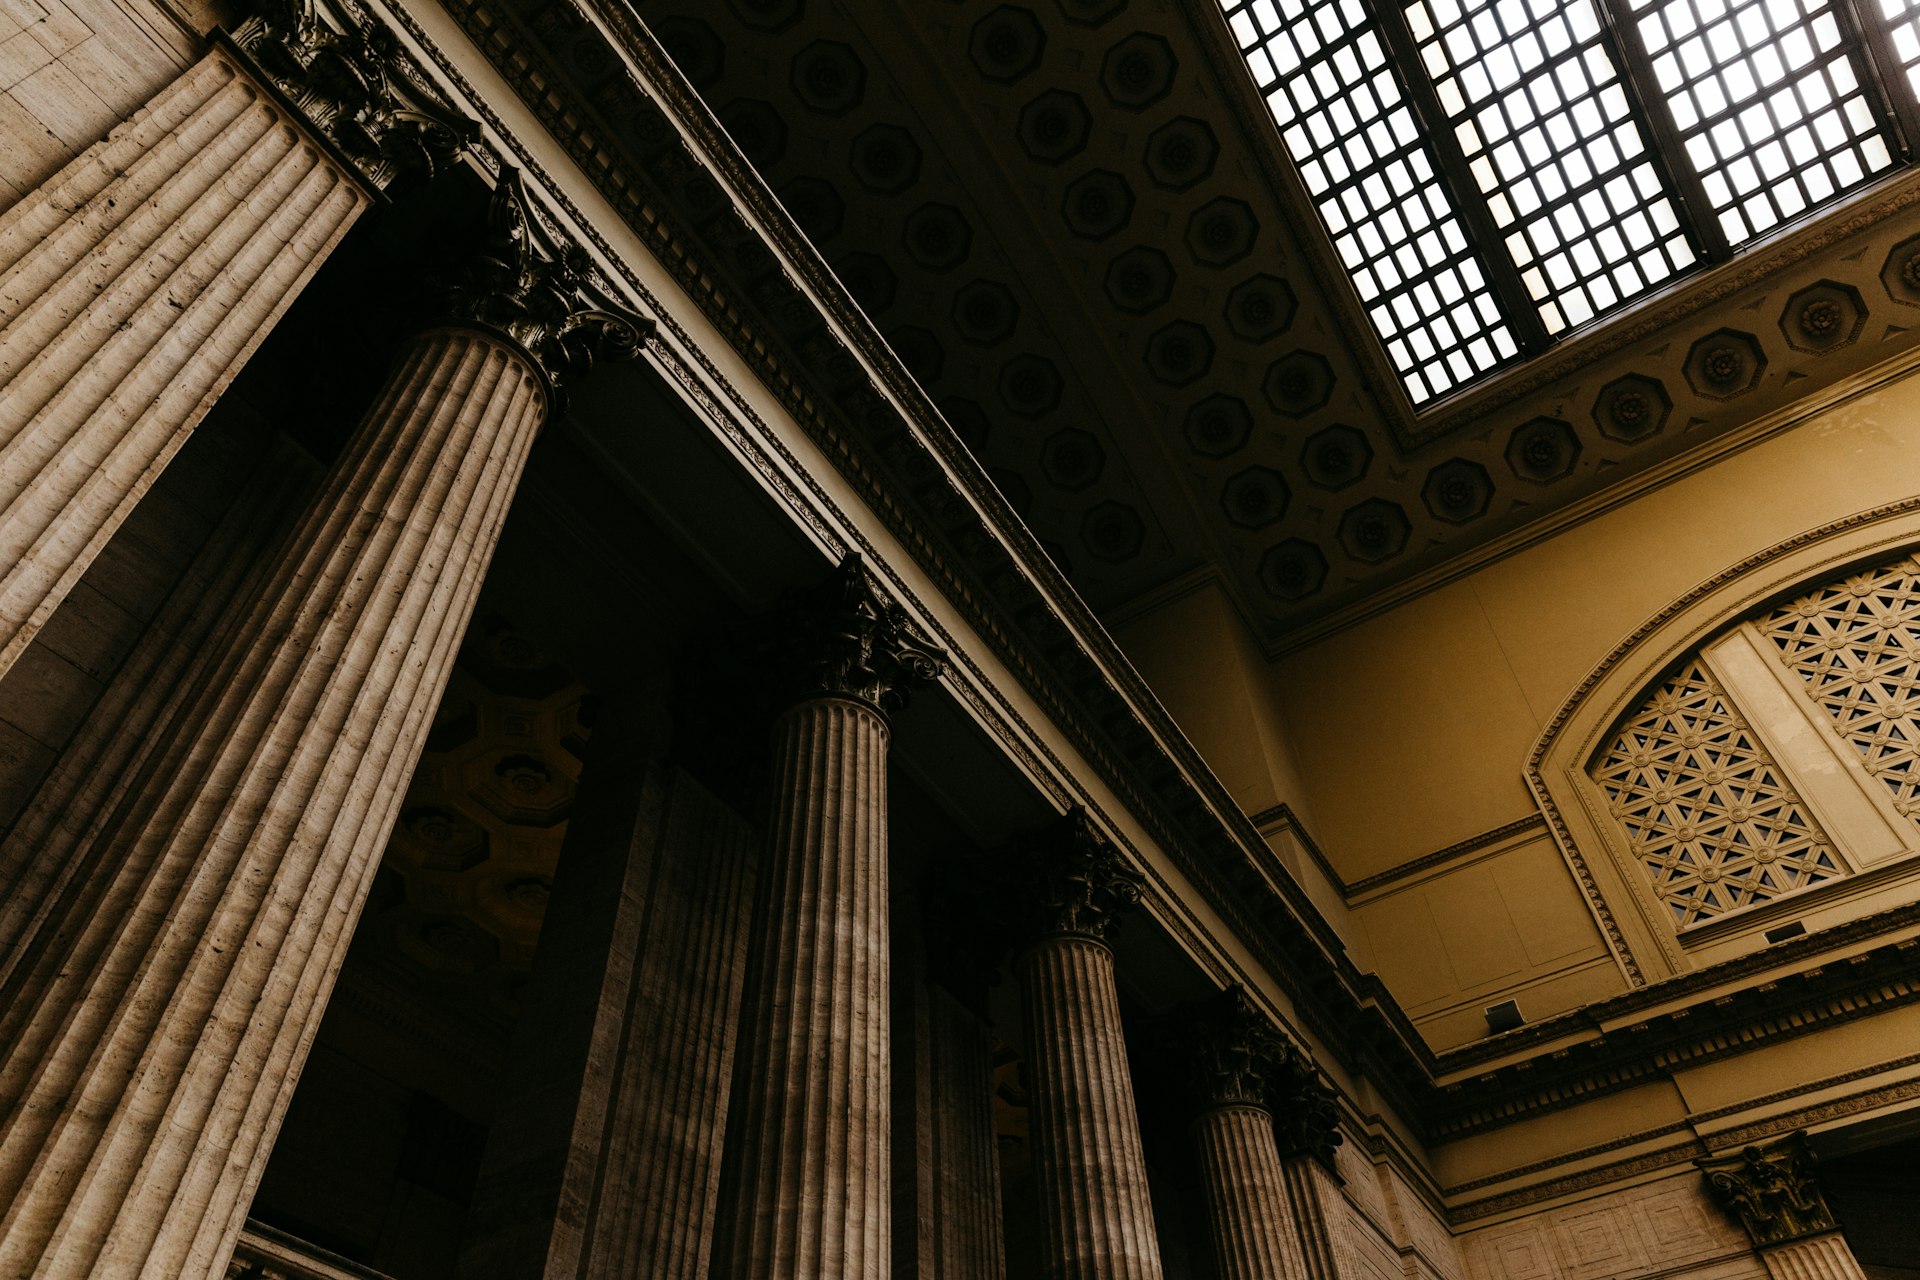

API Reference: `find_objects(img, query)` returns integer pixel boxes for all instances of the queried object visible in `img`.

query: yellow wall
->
[1118,356,1920,1043]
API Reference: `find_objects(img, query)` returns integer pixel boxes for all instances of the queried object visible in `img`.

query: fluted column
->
[1699,1135,1871,1280]
[598,770,758,1278]
[924,980,1007,1278]
[716,557,943,1280]
[1183,989,1308,1280]
[0,175,645,1280]
[0,0,470,683]
[1279,1159,1351,1280]
[0,434,318,985]
[1015,810,1163,1280]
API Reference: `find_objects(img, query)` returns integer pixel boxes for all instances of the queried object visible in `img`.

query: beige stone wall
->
[1458,1173,1764,1280]
[0,0,199,208]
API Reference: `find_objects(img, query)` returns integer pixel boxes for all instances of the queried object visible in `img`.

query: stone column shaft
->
[0,436,316,986]
[720,696,893,1279]
[1280,1157,1352,1280]
[0,49,367,681]
[1194,1105,1309,1280]
[594,770,757,1279]
[0,326,545,1280]
[1019,934,1163,1280]
[924,982,1006,1279]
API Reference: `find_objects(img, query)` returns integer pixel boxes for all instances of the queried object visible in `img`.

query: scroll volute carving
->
[1016,807,1145,945]
[1698,1132,1840,1247]
[773,555,946,716]
[1185,986,1345,1168]
[444,171,653,406]
[1187,986,1284,1110]
[227,0,475,190]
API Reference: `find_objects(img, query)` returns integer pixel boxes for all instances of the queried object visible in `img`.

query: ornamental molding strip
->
[222,0,477,192]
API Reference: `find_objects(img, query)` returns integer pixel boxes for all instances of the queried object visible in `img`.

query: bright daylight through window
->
[1222,0,1920,404]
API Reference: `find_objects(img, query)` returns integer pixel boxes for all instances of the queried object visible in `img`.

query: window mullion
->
[1593,0,1735,263]
[1835,0,1920,161]
[1368,0,1552,355]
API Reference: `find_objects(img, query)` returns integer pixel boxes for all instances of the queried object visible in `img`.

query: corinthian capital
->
[776,555,947,715]
[1019,808,1144,944]
[1186,986,1284,1110]
[1697,1132,1838,1247]
[445,171,654,404]
[226,0,475,190]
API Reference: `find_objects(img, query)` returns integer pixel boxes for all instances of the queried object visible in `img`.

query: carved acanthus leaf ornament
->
[1270,1051,1344,1169]
[778,555,947,715]
[1022,808,1145,944]
[1188,985,1285,1110]
[227,0,475,190]
[1697,1132,1838,1247]
[446,172,654,405]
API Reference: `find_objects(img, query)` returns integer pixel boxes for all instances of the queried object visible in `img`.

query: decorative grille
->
[1759,557,1920,818]
[1406,0,1690,333]
[1626,0,1897,242]
[1221,0,1523,402]
[1592,660,1843,925]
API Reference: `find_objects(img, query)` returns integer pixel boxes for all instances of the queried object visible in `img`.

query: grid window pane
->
[1222,0,1522,402]
[1630,0,1897,243]
[1407,0,1693,333]
[1882,0,1920,99]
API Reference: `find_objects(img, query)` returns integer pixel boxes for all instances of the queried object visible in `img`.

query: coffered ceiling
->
[634,0,1920,648]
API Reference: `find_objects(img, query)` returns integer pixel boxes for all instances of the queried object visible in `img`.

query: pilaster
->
[1699,1134,1871,1280]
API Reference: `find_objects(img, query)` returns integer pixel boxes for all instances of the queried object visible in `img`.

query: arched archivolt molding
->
[1528,497,1920,986]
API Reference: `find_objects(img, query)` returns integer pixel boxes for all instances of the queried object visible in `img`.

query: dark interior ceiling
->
[631,0,1920,648]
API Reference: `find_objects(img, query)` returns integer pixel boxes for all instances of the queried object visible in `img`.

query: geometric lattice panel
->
[1760,556,1920,821]
[1593,660,1843,926]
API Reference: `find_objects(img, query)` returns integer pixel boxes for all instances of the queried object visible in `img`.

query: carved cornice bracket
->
[445,170,654,406]
[1017,808,1145,945]
[774,555,947,717]
[225,0,476,191]
[1697,1132,1839,1247]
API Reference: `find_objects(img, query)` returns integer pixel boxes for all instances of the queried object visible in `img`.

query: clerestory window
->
[1220,0,1920,405]
[1590,554,1920,931]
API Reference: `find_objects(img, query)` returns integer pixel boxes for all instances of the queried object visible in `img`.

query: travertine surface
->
[0,327,543,1279]
[1759,1235,1870,1280]
[1280,1156,1354,1280]
[925,982,1006,1279]
[0,48,363,682]
[596,770,756,1278]
[1194,1104,1309,1280]
[717,695,892,1280]
[457,755,756,1280]
[1018,933,1164,1280]
[0,433,312,982]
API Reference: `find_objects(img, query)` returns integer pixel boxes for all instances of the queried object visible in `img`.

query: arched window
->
[1590,555,1920,934]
